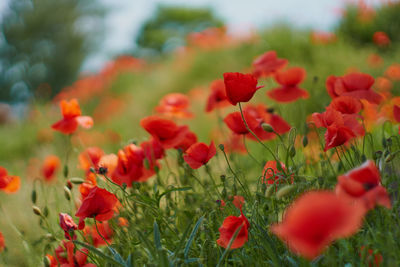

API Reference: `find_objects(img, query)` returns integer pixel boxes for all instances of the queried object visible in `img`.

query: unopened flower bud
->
[261,123,274,133]
[385,153,395,163]
[218,144,225,151]
[31,190,37,204]
[33,206,42,216]
[276,185,296,199]
[64,186,71,201]
[70,177,85,184]
[302,136,308,147]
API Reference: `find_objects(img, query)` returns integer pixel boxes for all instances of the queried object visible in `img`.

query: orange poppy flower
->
[385,64,400,81]
[271,191,364,260]
[268,67,308,103]
[0,232,4,252]
[310,31,337,45]
[367,53,383,68]
[79,147,105,175]
[336,160,391,211]
[83,221,113,248]
[55,241,97,266]
[0,166,20,193]
[52,99,93,134]
[42,155,61,182]
[155,93,193,119]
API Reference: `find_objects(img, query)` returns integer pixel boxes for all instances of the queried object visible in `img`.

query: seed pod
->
[31,190,37,204]
[63,165,69,178]
[70,177,85,184]
[276,185,296,199]
[261,123,274,133]
[64,186,71,201]
[43,206,49,217]
[302,135,308,147]
[289,146,296,158]
[218,144,225,151]
[32,206,42,216]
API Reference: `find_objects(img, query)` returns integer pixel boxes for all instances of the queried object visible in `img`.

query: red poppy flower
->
[140,138,165,164]
[393,105,400,122]
[252,51,288,78]
[267,67,308,103]
[52,99,93,134]
[0,166,20,193]
[223,72,264,105]
[0,232,4,252]
[183,141,216,169]
[367,53,383,68]
[373,31,390,47]
[205,79,230,112]
[79,174,97,200]
[326,73,382,104]
[336,160,391,211]
[59,213,78,240]
[155,93,193,118]
[262,161,288,185]
[174,131,198,151]
[328,96,362,114]
[79,147,104,175]
[217,211,250,249]
[232,195,245,210]
[83,221,114,247]
[360,246,383,267]
[312,108,363,151]
[111,144,146,185]
[42,155,61,181]
[310,31,337,45]
[224,111,259,135]
[75,186,118,227]
[55,241,96,267]
[140,116,189,149]
[271,191,364,260]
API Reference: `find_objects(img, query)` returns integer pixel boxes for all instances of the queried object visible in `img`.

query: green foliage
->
[136,5,224,54]
[337,2,400,46]
[0,0,103,102]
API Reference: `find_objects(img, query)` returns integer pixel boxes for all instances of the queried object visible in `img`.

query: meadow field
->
[1,3,400,266]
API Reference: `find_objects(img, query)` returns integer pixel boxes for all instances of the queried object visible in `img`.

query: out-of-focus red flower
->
[217,209,250,249]
[0,232,4,252]
[310,31,337,45]
[155,93,193,118]
[328,96,362,114]
[79,173,97,200]
[223,72,263,105]
[385,64,400,81]
[45,254,57,267]
[205,79,230,112]
[75,186,118,228]
[52,99,93,134]
[360,246,383,267]
[83,221,113,247]
[111,144,145,185]
[79,147,104,177]
[224,111,258,135]
[232,195,245,210]
[312,108,363,151]
[183,142,216,169]
[0,166,20,193]
[140,116,189,149]
[252,51,288,78]
[336,160,391,211]
[262,161,289,185]
[373,31,391,47]
[326,72,382,104]
[118,217,129,227]
[141,138,165,163]
[394,105,400,123]
[367,53,383,68]
[271,191,365,260]
[55,241,96,267]
[59,213,78,240]
[374,77,392,95]
[174,131,198,151]
[268,67,308,103]
[42,155,61,182]
[223,134,247,154]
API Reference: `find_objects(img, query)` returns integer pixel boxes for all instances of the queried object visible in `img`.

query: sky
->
[0,0,385,71]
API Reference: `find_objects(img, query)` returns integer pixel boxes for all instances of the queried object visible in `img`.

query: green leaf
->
[73,240,124,266]
[184,216,204,259]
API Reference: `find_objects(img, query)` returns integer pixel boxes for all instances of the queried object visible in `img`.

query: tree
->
[136,5,224,55]
[0,0,104,103]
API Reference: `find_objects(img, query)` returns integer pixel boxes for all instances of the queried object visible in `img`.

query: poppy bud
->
[265,184,276,197]
[64,186,71,201]
[382,138,387,147]
[66,180,73,190]
[43,256,51,267]
[289,146,296,158]
[43,206,49,217]
[218,144,225,151]
[222,188,227,199]
[63,165,69,178]
[261,123,274,133]
[90,167,96,173]
[361,154,367,162]
[276,185,296,199]
[373,151,382,160]
[31,190,37,204]
[220,175,226,182]
[70,177,85,184]
[33,206,42,216]
[262,183,267,194]
[302,136,308,147]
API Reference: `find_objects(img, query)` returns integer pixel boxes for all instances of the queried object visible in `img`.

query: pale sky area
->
[0,0,385,71]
